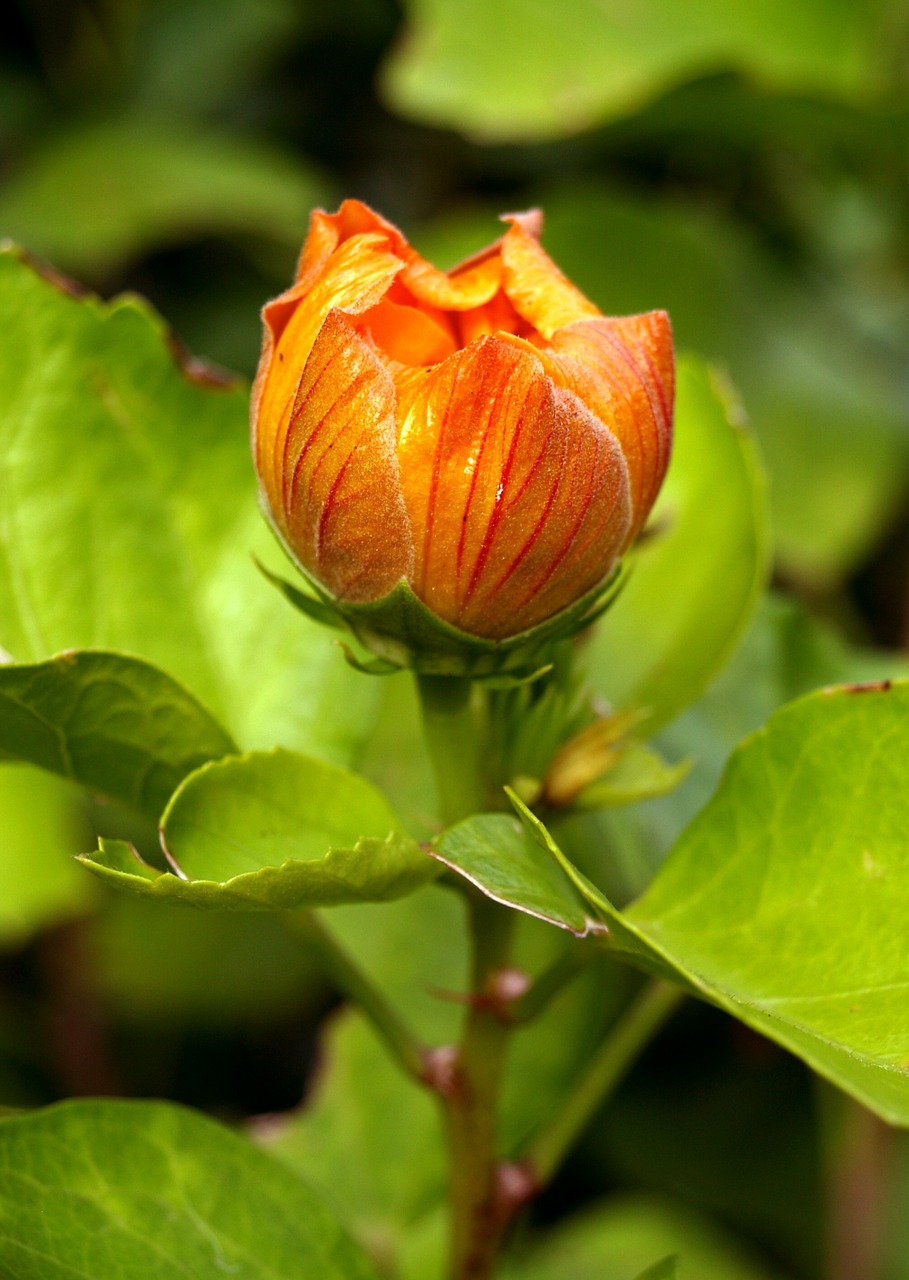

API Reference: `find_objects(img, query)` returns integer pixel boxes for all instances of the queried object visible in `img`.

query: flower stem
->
[283,910,427,1081]
[415,674,485,825]
[524,978,684,1185]
[445,892,517,1280]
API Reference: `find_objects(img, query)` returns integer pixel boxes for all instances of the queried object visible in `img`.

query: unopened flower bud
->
[252,200,673,671]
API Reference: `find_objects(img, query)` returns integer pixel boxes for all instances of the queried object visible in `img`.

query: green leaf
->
[0,764,93,944]
[330,885,468,1044]
[506,1193,786,1280]
[0,120,322,276]
[620,681,909,1123]
[0,650,235,819]
[382,0,879,141]
[442,685,909,1124]
[434,811,602,937]
[585,355,769,731]
[0,1098,379,1280]
[0,247,380,764]
[596,592,909,899]
[78,749,437,909]
[262,1012,446,1259]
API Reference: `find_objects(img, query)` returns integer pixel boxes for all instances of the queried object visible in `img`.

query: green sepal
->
[335,643,401,677]
[254,558,346,630]
[263,555,630,678]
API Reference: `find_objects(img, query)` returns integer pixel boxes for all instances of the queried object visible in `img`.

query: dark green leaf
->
[95,899,324,1027]
[0,1099,379,1279]
[0,650,235,818]
[78,749,437,909]
[635,1259,679,1280]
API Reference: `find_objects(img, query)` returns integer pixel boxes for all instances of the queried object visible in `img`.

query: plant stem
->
[414,673,526,1278]
[445,891,517,1280]
[416,674,485,824]
[284,910,427,1081]
[524,978,684,1185]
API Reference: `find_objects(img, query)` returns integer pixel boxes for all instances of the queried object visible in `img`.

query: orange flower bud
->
[252,200,673,661]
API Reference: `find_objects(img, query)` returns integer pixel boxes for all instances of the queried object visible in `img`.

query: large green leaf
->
[0,650,235,819]
[0,1099,379,1280]
[585,354,768,731]
[437,683,909,1124]
[0,248,379,762]
[382,0,879,141]
[0,764,93,945]
[78,749,436,909]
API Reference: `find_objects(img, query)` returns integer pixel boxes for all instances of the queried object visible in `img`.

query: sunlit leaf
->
[0,248,379,763]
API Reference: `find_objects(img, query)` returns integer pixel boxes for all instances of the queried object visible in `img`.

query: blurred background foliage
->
[0,1,907,1277]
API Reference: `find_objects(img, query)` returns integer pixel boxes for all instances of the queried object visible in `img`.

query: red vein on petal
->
[510,428,601,615]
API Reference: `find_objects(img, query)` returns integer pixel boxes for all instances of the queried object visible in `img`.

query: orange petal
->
[535,313,674,533]
[394,336,632,639]
[500,215,601,340]
[252,233,404,508]
[355,298,458,366]
[401,250,503,312]
[294,199,408,284]
[272,309,414,601]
